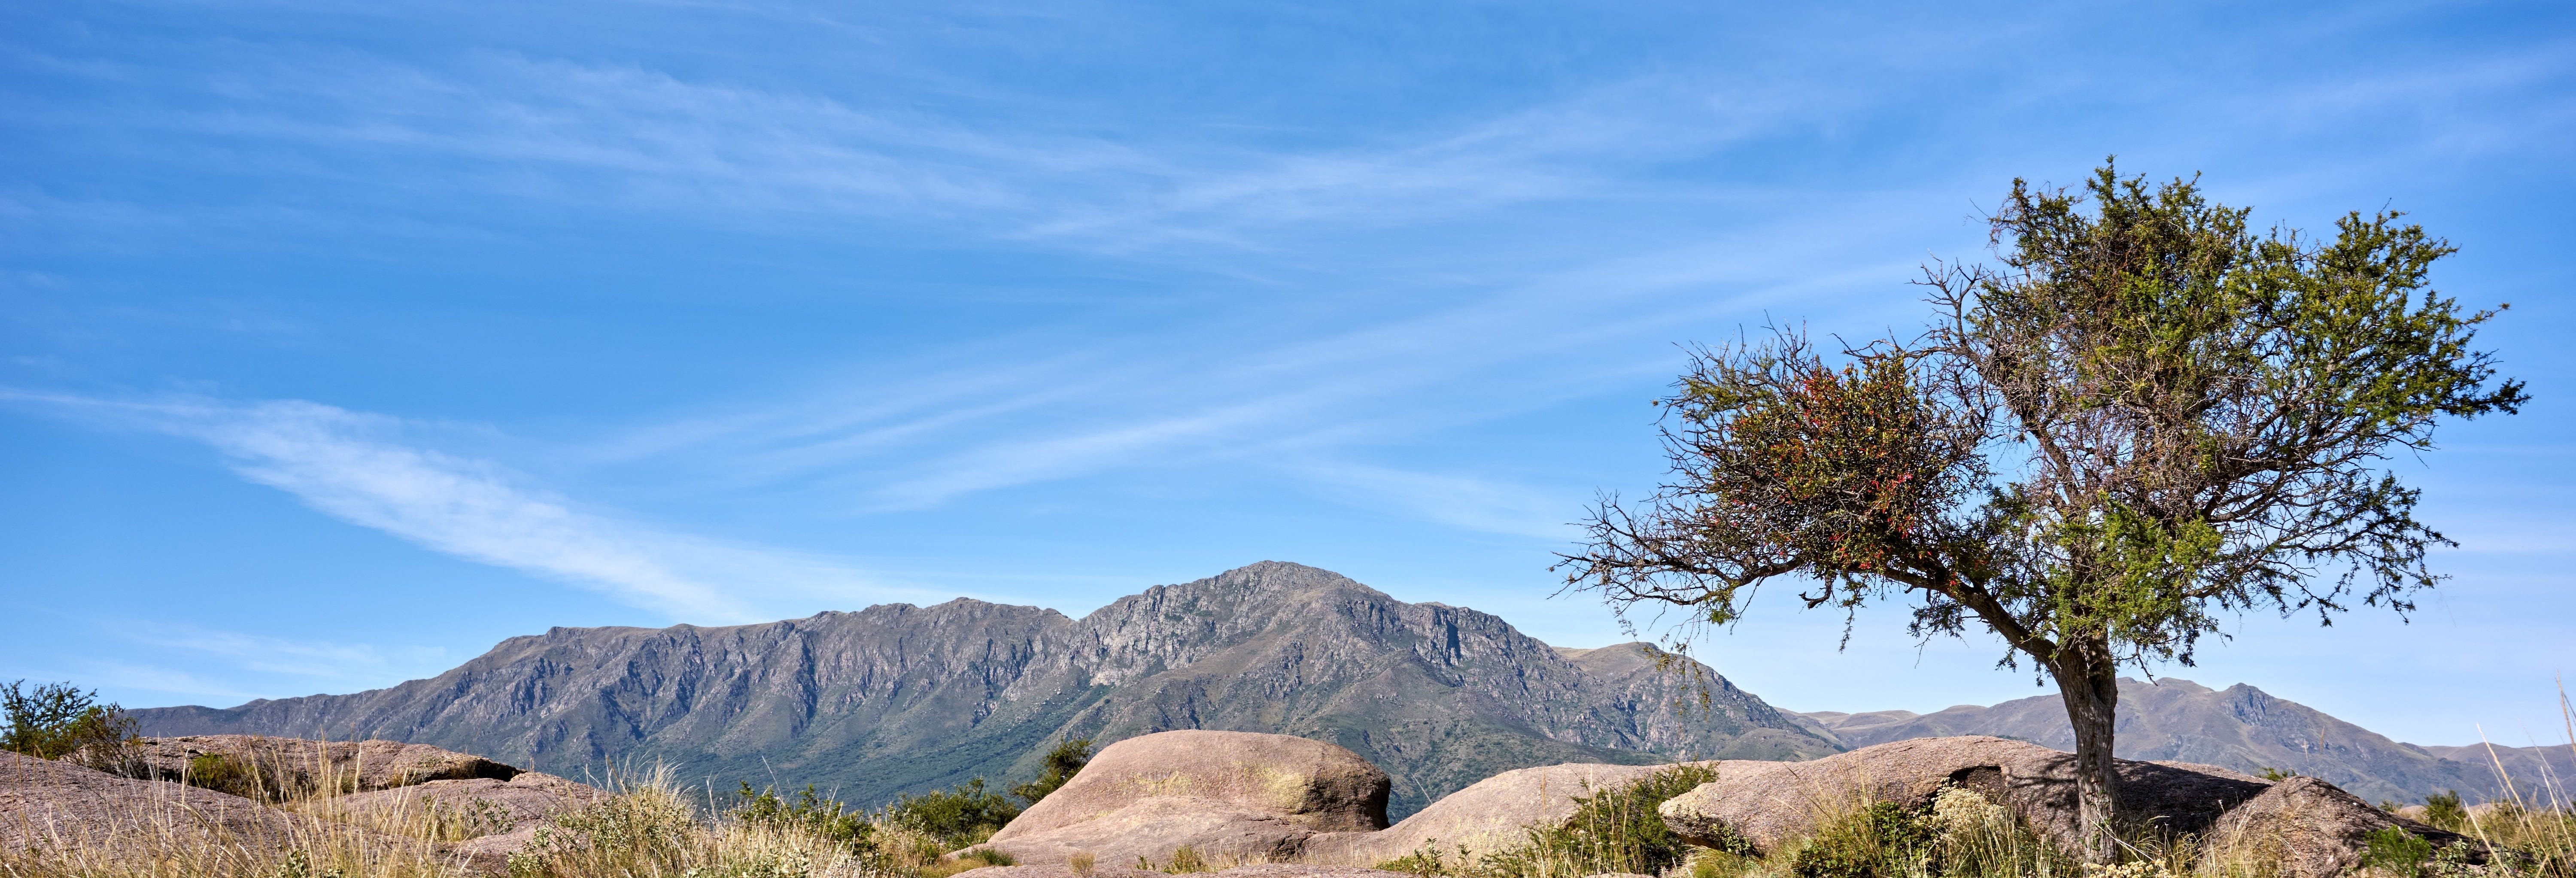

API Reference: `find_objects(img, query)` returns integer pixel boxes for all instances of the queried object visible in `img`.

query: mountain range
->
[1798,679,2572,805]
[134,562,1838,818]
[134,560,2568,812]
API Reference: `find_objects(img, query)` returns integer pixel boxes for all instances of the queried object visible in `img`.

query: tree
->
[1558,163,2524,862]
[2,679,141,772]
[1009,737,1093,805]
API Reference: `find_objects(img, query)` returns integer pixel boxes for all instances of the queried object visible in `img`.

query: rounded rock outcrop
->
[2202,776,2488,878]
[121,735,521,794]
[1658,736,2275,856]
[1306,761,1708,864]
[979,730,1390,866]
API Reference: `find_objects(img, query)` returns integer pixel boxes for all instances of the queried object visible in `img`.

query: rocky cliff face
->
[1798,677,2560,804]
[135,562,1840,817]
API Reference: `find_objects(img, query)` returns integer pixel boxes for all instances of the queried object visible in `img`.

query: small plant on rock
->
[1464,764,1721,878]
[2363,826,2436,874]
[1785,801,1936,878]
[1376,842,1458,877]
[2427,791,2470,832]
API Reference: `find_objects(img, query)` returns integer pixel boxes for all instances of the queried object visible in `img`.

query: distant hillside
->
[1799,678,2570,804]
[134,561,1841,818]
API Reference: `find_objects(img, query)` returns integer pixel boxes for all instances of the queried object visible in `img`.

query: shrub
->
[1784,801,1935,878]
[419,796,515,843]
[1010,738,1094,805]
[1463,763,1721,878]
[1683,849,1757,878]
[1,679,140,772]
[1376,843,1460,877]
[1164,845,1209,874]
[188,752,268,799]
[2363,826,2435,873]
[2426,790,2469,832]
[886,777,1021,849]
[729,783,874,854]
[1923,785,2072,877]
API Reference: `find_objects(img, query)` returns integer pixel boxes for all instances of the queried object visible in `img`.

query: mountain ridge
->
[1798,677,2573,804]
[134,561,1841,817]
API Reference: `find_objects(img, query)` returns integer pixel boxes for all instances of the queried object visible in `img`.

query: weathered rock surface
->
[978,797,1326,868]
[1661,736,2493,872]
[332,771,605,837]
[980,731,1390,865]
[985,732,1730,869]
[956,865,1415,878]
[136,562,1840,817]
[1799,678,2546,804]
[1308,762,1707,864]
[123,735,520,794]
[6,737,592,875]
[0,750,301,857]
[2202,776,2485,878]
[1009,731,1390,836]
[1659,736,2275,856]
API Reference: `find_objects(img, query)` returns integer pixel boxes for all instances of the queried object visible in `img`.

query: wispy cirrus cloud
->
[3,391,930,623]
[116,621,449,687]
[22,46,1832,262]
[593,208,1931,518]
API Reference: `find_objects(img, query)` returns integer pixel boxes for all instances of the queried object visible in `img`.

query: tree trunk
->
[2051,639,2121,864]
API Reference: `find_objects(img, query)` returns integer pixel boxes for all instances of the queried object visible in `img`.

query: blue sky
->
[3,0,2570,748]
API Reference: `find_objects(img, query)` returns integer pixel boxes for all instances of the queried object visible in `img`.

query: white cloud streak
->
[116,622,447,687]
[596,209,1932,521]
[4,391,929,623]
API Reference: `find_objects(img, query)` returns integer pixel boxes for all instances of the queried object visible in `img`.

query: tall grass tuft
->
[1376,764,1720,878]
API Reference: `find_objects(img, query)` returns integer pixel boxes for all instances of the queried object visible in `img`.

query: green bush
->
[1461,763,1721,878]
[2425,790,2468,832]
[1375,843,1462,877]
[1,679,140,771]
[729,783,875,854]
[1009,738,1093,805]
[188,752,263,799]
[2362,826,2435,873]
[886,777,1021,849]
[1785,801,1936,878]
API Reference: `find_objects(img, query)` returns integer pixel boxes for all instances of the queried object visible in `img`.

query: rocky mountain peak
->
[131,562,1841,818]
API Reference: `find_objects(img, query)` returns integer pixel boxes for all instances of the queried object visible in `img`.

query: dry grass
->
[1,755,922,878]
[2,735,470,878]
[10,685,2574,878]
[0,785,468,878]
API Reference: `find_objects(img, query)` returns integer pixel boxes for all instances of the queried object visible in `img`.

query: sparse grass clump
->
[1376,764,1720,878]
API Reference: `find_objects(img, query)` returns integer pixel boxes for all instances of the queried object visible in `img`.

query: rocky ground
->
[3,728,2513,877]
[3,736,604,875]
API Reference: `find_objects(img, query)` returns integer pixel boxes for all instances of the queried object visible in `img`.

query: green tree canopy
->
[2,679,140,771]
[1009,737,1093,805]
[1559,162,2524,861]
